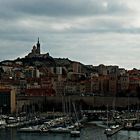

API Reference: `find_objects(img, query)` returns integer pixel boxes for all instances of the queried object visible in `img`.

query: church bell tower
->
[36,37,40,54]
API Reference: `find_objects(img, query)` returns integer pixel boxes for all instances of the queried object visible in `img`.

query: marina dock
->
[104,126,123,137]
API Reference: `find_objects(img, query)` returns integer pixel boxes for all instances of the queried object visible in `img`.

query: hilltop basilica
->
[26,38,50,58]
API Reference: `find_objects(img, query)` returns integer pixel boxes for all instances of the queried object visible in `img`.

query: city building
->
[109,75,117,96]
[0,86,16,114]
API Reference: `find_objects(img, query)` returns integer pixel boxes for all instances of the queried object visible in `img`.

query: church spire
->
[36,37,40,54]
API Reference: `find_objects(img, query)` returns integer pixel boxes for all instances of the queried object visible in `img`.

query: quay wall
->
[17,96,140,112]
[44,96,139,108]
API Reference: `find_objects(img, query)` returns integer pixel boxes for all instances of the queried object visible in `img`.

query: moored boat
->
[104,125,123,137]
[70,130,80,137]
[18,125,49,133]
[18,127,41,133]
[133,123,140,130]
[49,127,70,133]
[124,122,133,130]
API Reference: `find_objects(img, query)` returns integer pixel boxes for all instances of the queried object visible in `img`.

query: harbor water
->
[0,125,140,140]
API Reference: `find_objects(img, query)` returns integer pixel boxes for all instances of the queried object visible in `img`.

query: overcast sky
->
[1,0,140,69]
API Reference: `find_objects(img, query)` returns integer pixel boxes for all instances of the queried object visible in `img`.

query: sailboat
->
[0,117,6,129]
[70,102,80,137]
[104,104,123,137]
[104,105,111,134]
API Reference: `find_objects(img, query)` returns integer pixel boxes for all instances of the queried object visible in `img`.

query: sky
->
[1,0,140,69]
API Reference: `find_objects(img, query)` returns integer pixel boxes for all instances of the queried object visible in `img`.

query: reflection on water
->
[118,130,140,140]
[0,126,140,140]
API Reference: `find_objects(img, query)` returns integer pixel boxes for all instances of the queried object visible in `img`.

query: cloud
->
[0,0,131,19]
[0,0,134,36]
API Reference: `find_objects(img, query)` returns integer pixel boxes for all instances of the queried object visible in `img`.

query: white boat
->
[0,118,6,128]
[49,127,71,133]
[7,117,18,124]
[18,126,43,133]
[70,130,80,137]
[104,128,112,134]
[0,119,6,125]
[134,123,140,130]
[125,122,133,129]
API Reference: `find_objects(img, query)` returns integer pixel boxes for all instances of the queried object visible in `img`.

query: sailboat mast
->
[107,104,109,128]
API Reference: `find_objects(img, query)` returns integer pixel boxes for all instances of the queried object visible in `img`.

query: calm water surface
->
[0,126,139,140]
